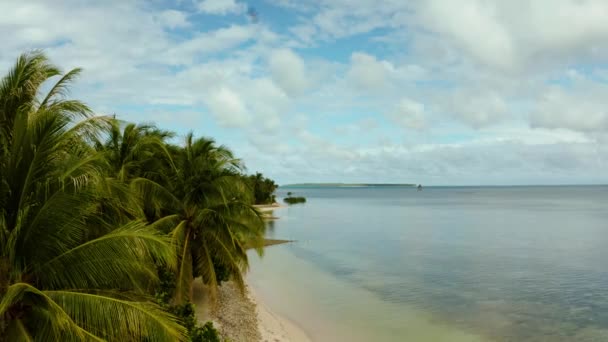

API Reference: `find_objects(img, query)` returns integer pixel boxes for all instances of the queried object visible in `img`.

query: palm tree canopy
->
[136,133,266,304]
[0,52,186,341]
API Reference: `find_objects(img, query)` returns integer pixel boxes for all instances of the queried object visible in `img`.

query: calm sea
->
[247,186,608,341]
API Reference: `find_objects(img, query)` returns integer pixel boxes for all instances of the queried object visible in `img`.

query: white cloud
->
[388,98,428,130]
[245,78,289,131]
[269,49,309,96]
[530,86,608,132]
[305,0,410,40]
[248,128,608,185]
[155,10,190,29]
[162,25,255,65]
[3,0,608,184]
[347,52,390,90]
[415,0,608,71]
[204,87,250,127]
[442,91,510,128]
[284,0,608,72]
[197,0,246,15]
[345,52,426,93]
[417,1,516,70]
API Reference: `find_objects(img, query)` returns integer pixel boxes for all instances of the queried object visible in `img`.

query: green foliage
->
[197,321,222,342]
[172,305,221,342]
[283,196,307,204]
[168,304,223,342]
[134,133,266,304]
[0,52,186,340]
[155,269,223,342]
[1,51,266,341]
[245,172,278,204]
[284,192,306,205]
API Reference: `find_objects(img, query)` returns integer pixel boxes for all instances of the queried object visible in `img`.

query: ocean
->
[247,186,608,341]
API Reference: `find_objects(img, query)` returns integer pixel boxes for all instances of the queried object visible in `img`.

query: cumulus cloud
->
[415,0,608,71]
[269,49,309,96]
[204,87,250,127]
[442,91,509,128]
[287,0,608,72]
[162,25,256,65]
[387,98,428,130]
[247,130,608,185]
[347,52,391,90]
[3,0,608,184]
[530,86,608,132]
[245,78,289,131]
[345,52,427,93]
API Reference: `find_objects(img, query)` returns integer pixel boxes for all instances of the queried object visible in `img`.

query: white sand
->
[193,278,311,342]
[253,203,285,213]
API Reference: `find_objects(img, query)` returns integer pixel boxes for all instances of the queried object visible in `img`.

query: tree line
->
[0,52,277,341]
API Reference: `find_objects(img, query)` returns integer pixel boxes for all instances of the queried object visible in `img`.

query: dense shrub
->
[283,196,306,204]
[156,268,223,342]
[170,304,221,342]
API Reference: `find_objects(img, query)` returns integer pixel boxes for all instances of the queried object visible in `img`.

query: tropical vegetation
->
[0,52,271,340]
[283,193,307,205]
[245,173,278,205]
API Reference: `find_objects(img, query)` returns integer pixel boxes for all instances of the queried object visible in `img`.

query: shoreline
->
[253,202,285,213]
[249,282,313,342]
[193,278,311,342]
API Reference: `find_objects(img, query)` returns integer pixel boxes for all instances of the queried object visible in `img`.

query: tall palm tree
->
[0,52,186,340]
[136,134,266,303]
[96,120,176,224]
[100,121,174,183]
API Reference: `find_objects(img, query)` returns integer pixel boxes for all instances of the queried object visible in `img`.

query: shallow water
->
[247,186,608,341]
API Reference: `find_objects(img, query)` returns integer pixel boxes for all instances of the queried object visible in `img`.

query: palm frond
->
[0,283,90,341]
[39,68,82,108]
[171,220,193,303]
[33,220,175,291]
[45,290,187,341]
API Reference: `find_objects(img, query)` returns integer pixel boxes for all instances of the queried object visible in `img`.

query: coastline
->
[249,282,313,342]
[253,202,285,212]
[193,278,311,342]
[192,202,309,341]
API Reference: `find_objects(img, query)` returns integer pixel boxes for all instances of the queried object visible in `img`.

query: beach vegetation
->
[0,51,268,340]
[245,172,278,204]
[283,196,307,204]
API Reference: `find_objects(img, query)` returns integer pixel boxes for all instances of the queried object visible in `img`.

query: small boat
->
[417,184,422,191]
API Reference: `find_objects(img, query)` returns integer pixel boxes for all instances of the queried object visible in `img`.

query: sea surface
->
[246,186,608,341]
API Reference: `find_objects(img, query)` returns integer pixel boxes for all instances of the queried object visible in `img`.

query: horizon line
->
[279,183,608,187]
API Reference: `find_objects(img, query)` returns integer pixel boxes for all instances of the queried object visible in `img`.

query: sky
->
[2,0,608,185]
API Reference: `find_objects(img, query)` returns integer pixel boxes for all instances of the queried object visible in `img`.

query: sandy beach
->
[253,202,285,212]
[193,278,311,342]
[191,203,308,341]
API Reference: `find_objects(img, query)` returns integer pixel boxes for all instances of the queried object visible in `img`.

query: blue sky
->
[2,0,608,185]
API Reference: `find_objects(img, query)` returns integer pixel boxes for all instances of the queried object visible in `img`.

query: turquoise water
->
[247,186,608,341]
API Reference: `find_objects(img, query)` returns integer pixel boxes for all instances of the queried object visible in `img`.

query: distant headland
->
[280,183,417,188]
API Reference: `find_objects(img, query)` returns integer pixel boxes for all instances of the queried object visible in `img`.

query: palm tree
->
[0,52,186,340]
[136,134,266,303]
[100,120,174,183]
[96,120,176,224]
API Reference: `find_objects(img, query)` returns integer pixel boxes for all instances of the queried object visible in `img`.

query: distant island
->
[281,183,416,188]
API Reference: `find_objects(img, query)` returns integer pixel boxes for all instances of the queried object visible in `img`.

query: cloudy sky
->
[2,0,608,185]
